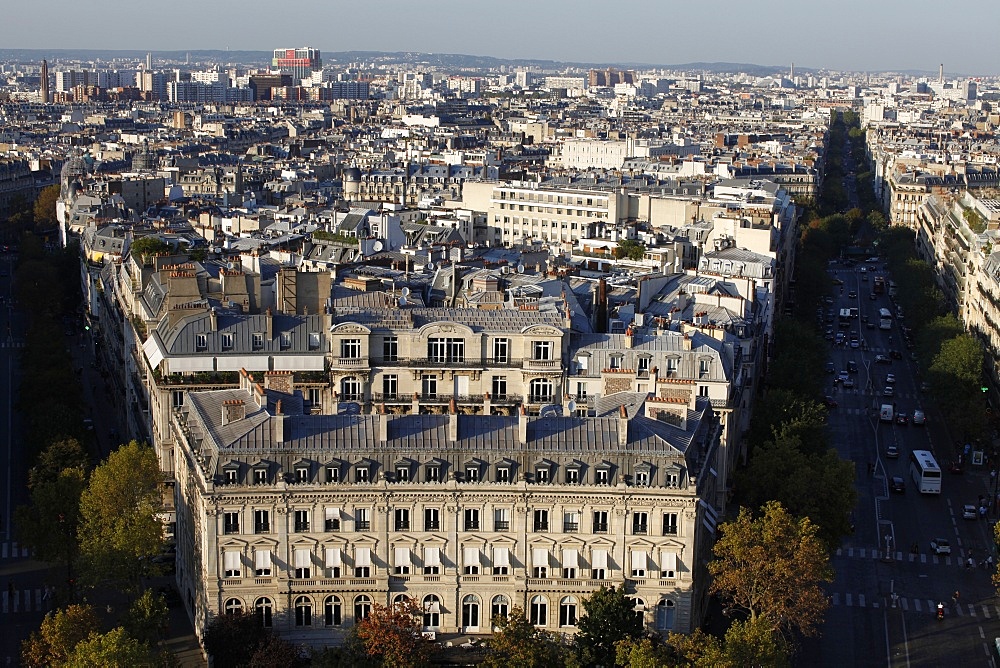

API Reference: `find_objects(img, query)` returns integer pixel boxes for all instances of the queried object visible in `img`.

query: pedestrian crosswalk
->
[0,542,31,559]
[1,588,46,614]
[829,593,998,618]
[835,546,976,567]
[0,339,24,349]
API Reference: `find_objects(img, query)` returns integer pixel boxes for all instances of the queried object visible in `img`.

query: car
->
[870,292,877,300]
[860,267,867,273]
[890,476,905,493]
[919,381,930,393]
[823,396,838,409]
[843,378,855,388]
[875,354,890,364]
[850,340,859,349]
[832,278,844,286]
[912,409,926,425]
[848,361,858,373]
[889,350,902,360]
[861,274,868,282]
[895,412,908,425]
[930,538,951,555]
[963,505,978,520]
[886,444,899,458]
[883,386,894,397]
[826,362,836,373]
[886,373,896,384]
[824,296,834,304]
[867,321,876,329]
[848,291,858,298]
[825,330,834,340]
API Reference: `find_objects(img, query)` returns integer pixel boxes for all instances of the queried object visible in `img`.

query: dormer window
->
[595,468,610,485]
[609,355,622,370]
[221,333,234,351]
[635,470,650,487]
[535,467,549,483]
[280,332,292,350]
[309,332,321,351]
[566,468,580,484]
[252,333,264,350]
[395,466,410,482]
[224,468,238,485]
[196,334,208,352]
[666,357,679,375]
[295,467,309,483]
[326,465,340,483]
[426,465,441,483]
[465,466,480,482]
[496,466,510,483]
[253,468,268,485]
[355,466,370,483]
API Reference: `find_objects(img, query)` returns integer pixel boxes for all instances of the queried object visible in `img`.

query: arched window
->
[656,599,675,630]
[559,596,577,627]
[529,595,548,626]
[341,377,362,401]
[295,595,313,626]
[224,598,243,615]
[491,595,509,626]
[423,594,441,628]
[529,378,553,403]
[633,597,645,624]
[254,597,272,628]
[462,594,480,629]
[354,595,371,623]
[324,595,342,627]
[392,594,411,608]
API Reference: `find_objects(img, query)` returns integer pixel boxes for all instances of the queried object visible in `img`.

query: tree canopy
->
[63,628,152,668]
[33,184,61,231]
[128,236,171,264]
[21,604,102,667]
[613,239,646,261]
[708,501,832,642]
[355,599,432,668]
[483,606,567,668]
[573,585,643,666]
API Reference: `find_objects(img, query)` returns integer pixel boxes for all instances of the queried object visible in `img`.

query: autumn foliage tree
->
[21,604,101,667]
[708,501,831,643]
[482,606,567,668]
[355,599,432,668]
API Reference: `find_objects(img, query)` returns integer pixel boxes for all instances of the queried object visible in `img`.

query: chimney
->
[263,370,294,395]
[448,398,459,441]
[221,399,246,425]
[378,411,389,442]
[209,307,218,331]
[517,404,528,445]
[682,334,692,351]
[273,400,285,443]
[624,324,634,349]
[618,404,629,447]
[265,307,273,340]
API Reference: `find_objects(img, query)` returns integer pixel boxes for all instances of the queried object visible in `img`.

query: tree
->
[483,606,567,668]
[78,441,164,594]
[573,585,643,667]
[27,438,89,490]
[613,239,646,262]
[21,604,101,667]
[929,334,986,441]
[720,616,789,668]
[355,599,432,668]
[916,315,964,370]
[14,466,87,590]
[64,628,152,668]
[247,633,306,667]
[203,611,269,668]
[123,589,169,646]
[128,236,172,265]
[33,184,61,231]
[614,636,684,667]
[708,501,832,642]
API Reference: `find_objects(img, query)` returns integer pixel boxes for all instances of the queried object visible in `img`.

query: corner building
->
[173,370,720,646]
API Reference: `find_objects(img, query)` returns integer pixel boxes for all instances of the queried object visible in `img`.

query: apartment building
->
[171,369,719,646]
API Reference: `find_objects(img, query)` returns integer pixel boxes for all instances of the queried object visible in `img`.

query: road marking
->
[900,598,909,611]
[969,604,977,617]
[846,593,853,607]
[831,593,839,606]
[859,594,866,607]
[984,605,991,619]
[955,603,964,616]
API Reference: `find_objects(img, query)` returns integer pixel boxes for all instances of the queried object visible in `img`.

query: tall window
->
[530,595,548,626]
[462,595,480,628]
[252,333,263,350]
[529,378,553,403]
[294,510,310,532]
[491,595,509,624]
[533,509,549,532]
[324,595,342,627]
[424,507,440,531]
[493,507,510,532]
[464,508,480,531]
[355,508,370,531]
[279,331,291,350]
[428,337,464,363]
[253,510,270,534]
[224,598,242,615]
[394,508,410,531]
[423,595,441,628]
[309,332,321,350]
[355,595,371,623]
[463,547,480,575]
[493,338,510,364]
[255,597,272,628]
[656,599,676,631]
[663,512,679,535]
[223,512,239,535]
[382,374,398,400]
[221,333,233,351]
[593,510,608,533]
[195,334,207,351]
[421,374,438,398]
[340,338,361,359]
[563,511,580,533]
[532,340,553,360]
[632,512,648,535]
[341,377,362,401]
[254,549,271,577]
[559,597,578,627]
[492,376,507,400]
[699,359,710,378]
[383,336,398,362]
[294,548,311,579]
[295,596,312,627]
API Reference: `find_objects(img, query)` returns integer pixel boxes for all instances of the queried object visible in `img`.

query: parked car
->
[886,445,899,458]
[890,476,905,493]
[843,378,855,389]
[848,361,858,373]
[963,504,978,520]
[875,354,890,364]
[823,396,838,409]
[895,412,908,425]
[930,538,951,555]
[826,362,836,373]
[886,373,896,384]
[883,386,894,397]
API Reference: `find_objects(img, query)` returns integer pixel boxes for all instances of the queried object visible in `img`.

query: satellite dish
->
[401,286,411,297]
[372,240,384,252]
[539,404,562,418]
[426,262,435,271]
[567,400,577,413]
[516,264,525,274]
[398,295,408,306]
[226,262,235,270]
[339,402,361,415]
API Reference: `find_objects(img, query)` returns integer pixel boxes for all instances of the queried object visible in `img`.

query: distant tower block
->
[939,63,944,83]
[146,52,152,71]
[40,59,49,103]
[790,62,794,79]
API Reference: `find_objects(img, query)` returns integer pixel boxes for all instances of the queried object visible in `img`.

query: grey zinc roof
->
[158,311,329,355]
[332,306,564,333]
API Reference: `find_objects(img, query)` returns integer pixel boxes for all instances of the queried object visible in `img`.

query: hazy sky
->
[4,0,999,75]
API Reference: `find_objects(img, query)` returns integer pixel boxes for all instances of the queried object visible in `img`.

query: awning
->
[271,355,325,371]
[216,355,270,372]
[294,548,310,569]
[592,549,608,570]
[562,548,578,569]
[142,334,165,369]
[631,550,647,572]
[661,550,677,573]
[532,548,548,569]
[464,547,480,568]
[166,356,215,372]
[395,547,411,568]
[493,546,509,568]
[424,547,440,567]
[325,508,341,521]
[254,549,271,570]
[223,550,241,572]
[355,547,371,567]
[325,548,341,568]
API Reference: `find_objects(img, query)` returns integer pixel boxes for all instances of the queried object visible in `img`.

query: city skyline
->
[2,0,999,76]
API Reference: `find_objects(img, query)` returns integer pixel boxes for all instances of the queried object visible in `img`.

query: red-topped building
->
[272,47,322,82]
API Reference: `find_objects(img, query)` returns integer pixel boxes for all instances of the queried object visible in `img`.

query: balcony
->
[494,521,510,531]
[330,356,369,368]
[633,525,648,535]
[294,523,310,533]
[533,522,549,532]
[372,392,406,403]
[356,521,371,531]
[395,522,410,531]
[524,358,560,370]
[419,393,447,403]
[489,394,522,405]
[425,521,441,531]
[563,522,579,533]
[527,395,555,405]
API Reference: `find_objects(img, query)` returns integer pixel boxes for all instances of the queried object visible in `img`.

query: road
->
[800,261,1000,667]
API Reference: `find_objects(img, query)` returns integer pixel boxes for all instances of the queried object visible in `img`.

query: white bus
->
[879,307,893,330]
[909,449,942,494]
